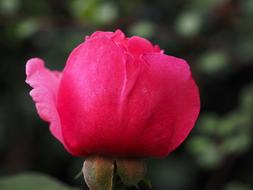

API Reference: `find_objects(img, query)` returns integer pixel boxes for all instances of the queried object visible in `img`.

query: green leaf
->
[0,173,77,190]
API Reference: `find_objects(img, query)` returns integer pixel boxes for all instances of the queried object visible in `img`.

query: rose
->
[25,30,200,158]
[26,30,200,188]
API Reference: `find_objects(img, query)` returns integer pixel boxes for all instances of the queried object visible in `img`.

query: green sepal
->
[82,156,114,190]
[116,158,147,187]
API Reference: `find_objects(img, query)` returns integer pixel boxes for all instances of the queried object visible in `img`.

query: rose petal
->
[58,36,127,156]
[25,58,66,147]
[87,29,125,42]
[126,53,200,157]
[127,36,160,56]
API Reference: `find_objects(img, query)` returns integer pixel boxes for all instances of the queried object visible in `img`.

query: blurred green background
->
[0,0,253,189]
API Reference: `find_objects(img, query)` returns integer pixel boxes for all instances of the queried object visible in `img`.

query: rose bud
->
[26,29,200,188]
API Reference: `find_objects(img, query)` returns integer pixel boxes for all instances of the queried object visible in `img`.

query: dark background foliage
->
[0,0,253,189]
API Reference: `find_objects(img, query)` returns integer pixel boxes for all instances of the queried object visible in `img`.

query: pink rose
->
[26,30,200,158]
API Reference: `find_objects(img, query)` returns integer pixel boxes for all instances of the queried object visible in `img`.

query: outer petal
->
[25,58,66,146]
[127,36,161,56]
[124,53,200,157]
[57,37,127,156]
[87,29,125,41]
[87,30,128,51]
